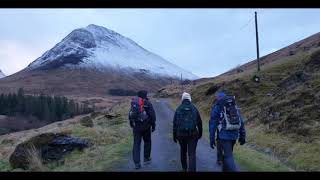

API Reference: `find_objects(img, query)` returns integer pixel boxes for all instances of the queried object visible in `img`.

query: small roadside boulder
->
[80,116,94,127]
[9,133,60,170]
[9,133,90,170]
[105,113,120,119]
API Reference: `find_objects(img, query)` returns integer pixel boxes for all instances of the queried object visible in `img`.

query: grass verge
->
[0,100,132,172]
[233,144,291,171]
[47,101,132,171]
[244,123,320,171]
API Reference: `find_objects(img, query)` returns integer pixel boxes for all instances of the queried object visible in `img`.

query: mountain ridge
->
[0,24,198,96]
[27,24,198,80]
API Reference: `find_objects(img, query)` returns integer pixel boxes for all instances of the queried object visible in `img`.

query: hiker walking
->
[129,90,156,169]
[173,92,203,172]
[209,92,246,172]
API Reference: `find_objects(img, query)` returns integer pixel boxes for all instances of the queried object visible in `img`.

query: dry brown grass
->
[161,46,320,171]
[0,95,127,162]
[25,145,45,171]
[0,98,133,171]
[80,116,94,127]
[0,68,172,96]
[0,114,87,161]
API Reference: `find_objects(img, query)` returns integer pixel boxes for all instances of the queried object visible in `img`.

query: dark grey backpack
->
[220,96,241,131]
[176,103,198,136]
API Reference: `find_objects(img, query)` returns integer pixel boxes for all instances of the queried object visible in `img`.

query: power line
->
[220,13,256,43]
[238,9,265,32]
[239,16,255,31]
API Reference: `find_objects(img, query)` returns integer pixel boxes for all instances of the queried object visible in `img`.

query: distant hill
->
[158,31,320,171]
[222,32,320,77]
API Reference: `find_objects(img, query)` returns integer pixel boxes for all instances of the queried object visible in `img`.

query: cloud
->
[0,40,42,75]
[1,9,320,78]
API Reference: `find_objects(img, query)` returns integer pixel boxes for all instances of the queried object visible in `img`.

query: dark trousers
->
[220,139,237,172]
[132,127,151,164]
[177,135,198,172]
[217,138,223,162]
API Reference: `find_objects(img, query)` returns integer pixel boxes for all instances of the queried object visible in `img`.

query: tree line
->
[0,88,93,122]
[108,88,137,96]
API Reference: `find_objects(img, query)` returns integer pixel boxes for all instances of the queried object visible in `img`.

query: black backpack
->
[176,103,198,136]
[219,96,241,131]
[129,97,149,122]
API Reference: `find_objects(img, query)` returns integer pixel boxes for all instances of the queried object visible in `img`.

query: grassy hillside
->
[0,100,132,171]
[0,68,173,97]
[164,47,320,171]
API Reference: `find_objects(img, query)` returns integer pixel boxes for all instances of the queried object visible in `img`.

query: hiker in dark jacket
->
[209,91,246,172]
[173,92,203,172]
[128,90,156,169]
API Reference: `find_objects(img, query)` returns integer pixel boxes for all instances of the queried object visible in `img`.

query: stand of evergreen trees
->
[108,88,137,96]
[0,88,93,122]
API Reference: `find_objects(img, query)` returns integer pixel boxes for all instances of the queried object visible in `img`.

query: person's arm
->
[209,105,220,143]
[146,101,156,127]
[173,110,178,142]
[128,109,134,128]
[196,108,203,139]
[238,109,246,143]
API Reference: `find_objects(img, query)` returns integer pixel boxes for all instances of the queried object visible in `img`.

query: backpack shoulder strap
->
[216,98,226,125]
[132,96,139,103]
[176,103,187,119]
[176,103,184,111]
[190,104,198,116]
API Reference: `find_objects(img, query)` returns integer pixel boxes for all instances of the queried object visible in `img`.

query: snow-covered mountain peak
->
[27,24,198,80]
[84,24,142,51]
[85,24,118,38]
[0,70,5,79]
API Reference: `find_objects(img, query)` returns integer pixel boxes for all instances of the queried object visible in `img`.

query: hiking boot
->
[217,160,223,166]
[144,157,152,164]
[134,163,141,169]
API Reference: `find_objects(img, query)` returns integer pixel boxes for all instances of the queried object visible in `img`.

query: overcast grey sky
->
[0,8,320,77]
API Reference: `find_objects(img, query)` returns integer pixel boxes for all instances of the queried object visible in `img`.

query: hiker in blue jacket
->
[209,91,246,172]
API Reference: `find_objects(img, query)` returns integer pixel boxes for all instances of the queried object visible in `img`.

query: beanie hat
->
[215,91,226,98]
[181,92,192,102]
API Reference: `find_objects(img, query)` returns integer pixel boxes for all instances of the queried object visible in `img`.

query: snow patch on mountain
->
[27,24,198,80]
[0,70,5,79]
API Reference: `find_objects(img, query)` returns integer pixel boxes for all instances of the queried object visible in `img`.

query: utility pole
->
[255,11,260,72]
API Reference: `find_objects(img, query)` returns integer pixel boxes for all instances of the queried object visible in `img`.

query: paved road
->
[118,98,222,172]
